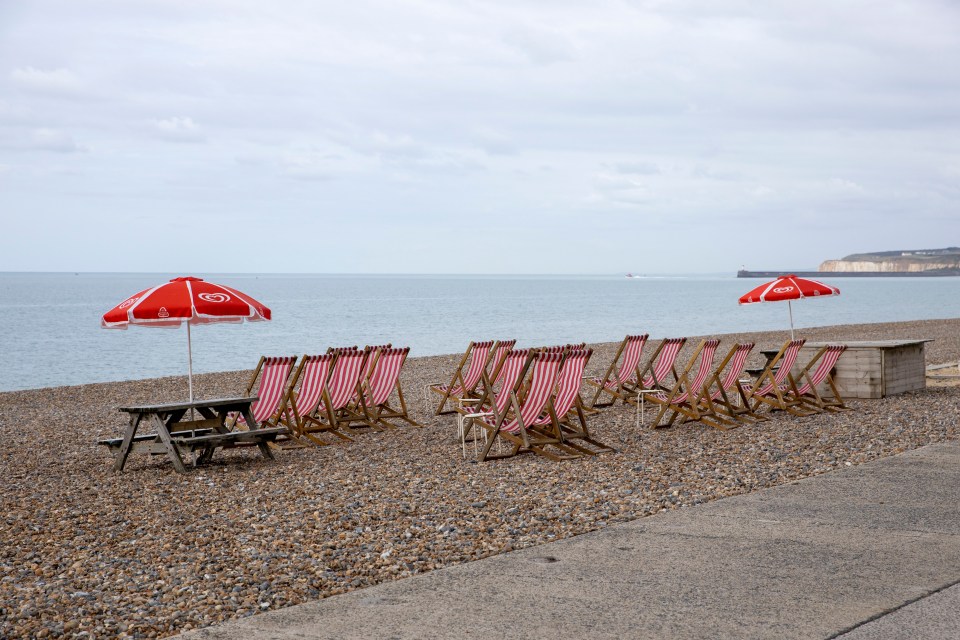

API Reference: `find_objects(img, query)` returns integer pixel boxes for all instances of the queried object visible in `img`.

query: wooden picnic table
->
[744,348,782,377]
[99,396,287,473]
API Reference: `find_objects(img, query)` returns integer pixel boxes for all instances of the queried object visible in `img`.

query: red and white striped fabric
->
[102,276,270,328]
[746,340,805,397]
[487,340,517,387]
[438,341,493,395]
[534,349,591,426]
[485,349,530,415]
[364,348,409,406]
[361,344,391,381]
[321,350,366,411]
[738,275,840,305]
[642,338,685,388]
[794,345,847,396]
[710,343,755,400]
[287,354,335,420]
[651,340,719,404]
[240,356,296,425]
[591,334,647,389]
[488,352,563,434]
[349,344,391,403]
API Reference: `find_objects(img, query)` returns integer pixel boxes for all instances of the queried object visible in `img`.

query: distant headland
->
[738,247,960,278]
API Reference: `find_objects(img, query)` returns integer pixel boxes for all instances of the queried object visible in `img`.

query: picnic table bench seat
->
[98,428,216,450]
[98,427,287,452]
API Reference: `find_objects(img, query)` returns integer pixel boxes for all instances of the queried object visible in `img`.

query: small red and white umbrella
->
[738,275,840,339]
[102,276,271,401]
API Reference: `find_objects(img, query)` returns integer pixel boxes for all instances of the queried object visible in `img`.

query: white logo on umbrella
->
[198,293,230,303]
[158,307,169,318]
[773,286,794,293]
[119,297,139,310]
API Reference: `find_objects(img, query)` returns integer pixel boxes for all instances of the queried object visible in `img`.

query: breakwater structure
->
[738,247,960,278]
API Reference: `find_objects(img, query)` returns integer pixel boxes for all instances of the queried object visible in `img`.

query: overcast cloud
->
[1,0,958,273]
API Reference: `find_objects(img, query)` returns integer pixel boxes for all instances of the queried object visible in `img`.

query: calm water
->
[2,272,959,392]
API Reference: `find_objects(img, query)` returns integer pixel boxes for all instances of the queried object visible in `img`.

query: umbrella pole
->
[187,322,194,405]
[788,300,795,341]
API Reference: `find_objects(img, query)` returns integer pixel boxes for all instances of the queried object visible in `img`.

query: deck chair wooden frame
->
[454,339,518,420]
[277,354,355,446]
[535,348,614,455]
[358,347,421,428]
[746,339,807,415]
[226,356,298,431]
[359,343,392,389]
[637,337,687,391]
[480,339,518,395]
[428,340,496,415]
[456,348,530,457]
[790,344,849,413]
[639,339,720,429]
[692,342,764,430]
[307,348,370,437]
[476,351,582,462]
[586,334,649,408]
[334,344,393,430]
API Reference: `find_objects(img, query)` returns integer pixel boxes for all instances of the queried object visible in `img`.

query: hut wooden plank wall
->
[794,340,930,399]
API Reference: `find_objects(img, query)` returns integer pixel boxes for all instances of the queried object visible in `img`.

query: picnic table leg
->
[192,406,221,465]
[196,431,217,465]
[242,406,275,461]
[114,413,143,472]
[152,414,189,474]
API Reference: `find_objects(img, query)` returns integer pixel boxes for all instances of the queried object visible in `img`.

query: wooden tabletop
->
[801,340,932,348]
[118,396,258,413]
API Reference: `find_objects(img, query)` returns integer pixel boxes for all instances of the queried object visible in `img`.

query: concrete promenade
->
[179,440,960,639]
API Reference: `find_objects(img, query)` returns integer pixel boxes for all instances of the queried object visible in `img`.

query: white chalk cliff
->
[819,248,960,273]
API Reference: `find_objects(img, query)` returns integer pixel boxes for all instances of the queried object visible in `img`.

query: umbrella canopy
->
[738,274,839,339]
[102,276,270,328]
[102,276,271,401]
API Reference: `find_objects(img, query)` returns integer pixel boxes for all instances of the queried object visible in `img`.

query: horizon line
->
[0,269,782,277]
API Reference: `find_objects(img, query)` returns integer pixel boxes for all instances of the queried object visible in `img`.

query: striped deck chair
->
[483,339,518,390]
[476,351,581,462]
[358,347,420,428]
[428,340,495,415]
[456,339,519,416]
[330,344,392,428]
[277,354,354,446]
[456,349,530,457]
[535,348,614,455]
[638,338,687,390]
[694,342,764,430]
[360,343,391,384]
[746,339,807,414]
[640,339,720,429]
[586,334,649,408]
[790,344,849,413]
[227,356,298,430]
[507,344,587,405]
[310,348,369,436]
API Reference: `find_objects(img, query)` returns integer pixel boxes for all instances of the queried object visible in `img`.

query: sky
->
[1,0,958,274]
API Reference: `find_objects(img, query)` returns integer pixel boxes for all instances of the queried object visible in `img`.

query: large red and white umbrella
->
[102,276,271,401]
[738,275,840,339]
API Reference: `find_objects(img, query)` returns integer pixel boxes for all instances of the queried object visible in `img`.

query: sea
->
[2,272,959,392]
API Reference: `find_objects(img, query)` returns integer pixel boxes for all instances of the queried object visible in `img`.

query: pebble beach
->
[2,318,959,639]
